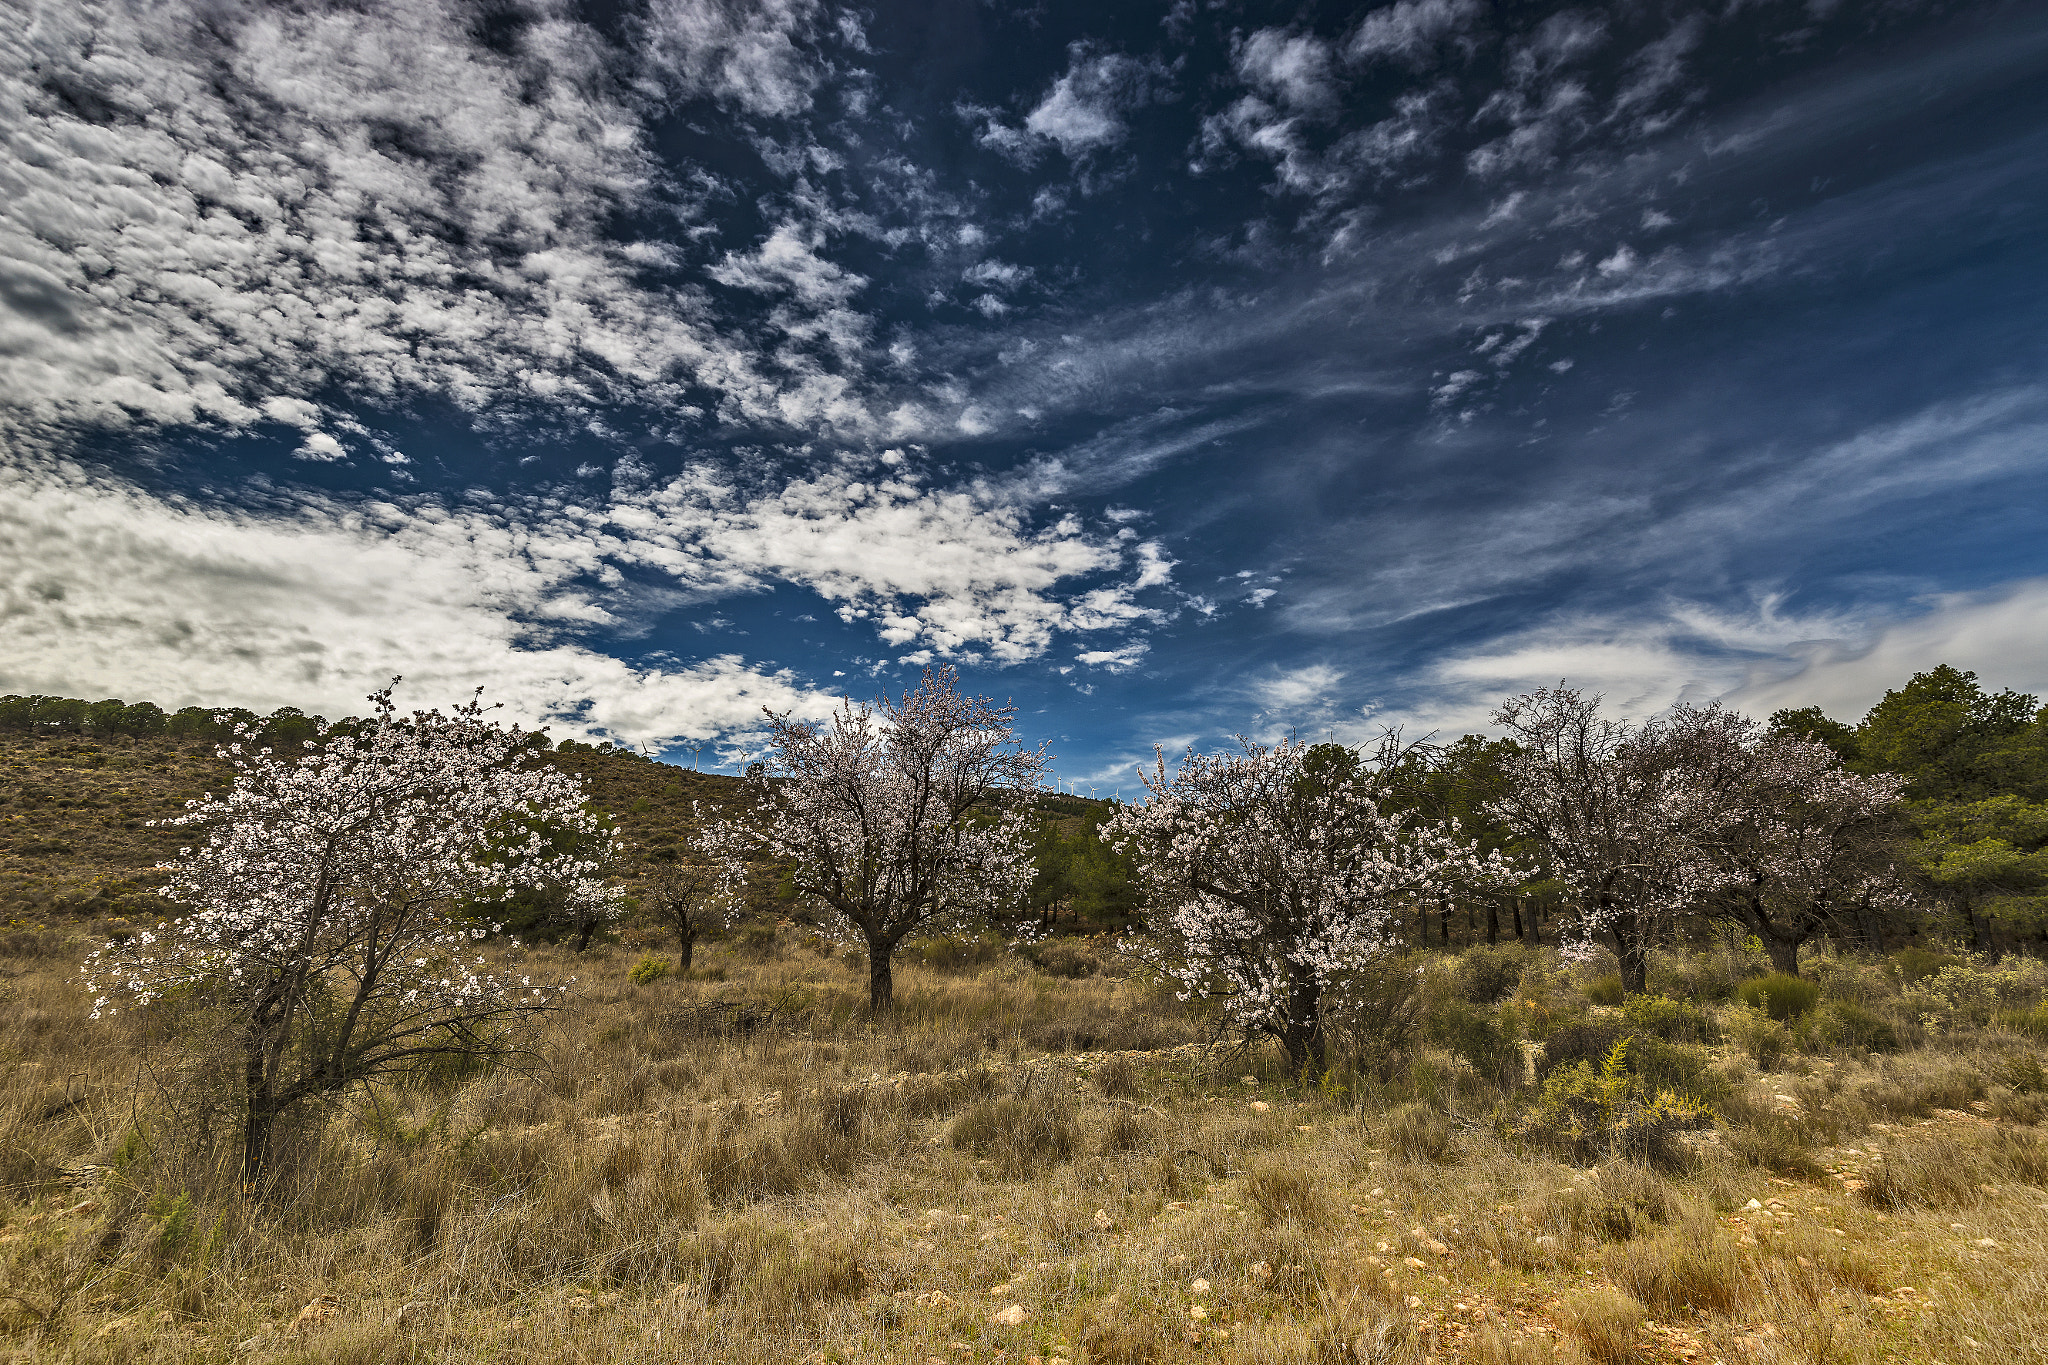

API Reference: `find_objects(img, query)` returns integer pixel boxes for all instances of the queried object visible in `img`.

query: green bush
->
[1620,993,1717,1044]
[1513,1039,1709,1165]
[1537,1019,1625,1079]
[1725,1005,1792,1069]
[1892,946,1960,985]
[1426,995,1521,1085]
[1026,936,1104,979]
[1817,999,1900,1052]
[1733,973,1820,1020]
[1585,973,1625,1006]
[1998,1004,2048,1040]
[627,954,674,984]
[1459,944,1527,1004]
[1384,1101,1458,1164]
[949,1095,1077,1174]
[911,932,1007,972]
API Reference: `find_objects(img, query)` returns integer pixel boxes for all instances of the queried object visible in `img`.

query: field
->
[5,922,2048,1365]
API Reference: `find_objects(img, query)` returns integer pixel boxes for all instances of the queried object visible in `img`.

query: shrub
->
[1460,944,1527,1004]
[1620,994,1717,1044]
[1734,973,1821,1020]
[736,924,781,959]
[912,932,1007,973]
[1625,1036,1724,1106]
[1725,1119,1826,1179]
[1027,935,1103,979]
[1244,1159,1327,1224]
[1585,973,1625,1006]
[1816,999,1899,1052]
[1514,1039,1709,1165]
[1324,953,1427,1081]
[1892,946,1959,984]
[1997,1003,2048,1040]
[948,1094,1077,1173]
[1606,1213,1744,1316]
[1557,1288,1645,1364]
[1425,995,1521,1086]
[1093,1053,1141,1099]
[1537,1019,1625,1078]
[1725,1006,1792,1069]
[1906,959,2048,1029]
[1384,1101,1458,1164]
[627,954,673,984]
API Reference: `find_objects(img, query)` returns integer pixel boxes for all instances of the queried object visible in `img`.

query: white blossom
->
[1106,735,1517,1071]
[79,683,613,1176]
[711,667,1048,1010]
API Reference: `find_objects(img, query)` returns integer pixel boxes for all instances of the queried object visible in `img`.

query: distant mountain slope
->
[0,726,750,927]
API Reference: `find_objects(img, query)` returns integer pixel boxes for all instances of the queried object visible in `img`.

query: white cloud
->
[1724,579,2048,722]
[0,456,838,748]
[1023,45,1166,158]
[709,223,867,307]
[0,0,877,459]
[1235,29,1339,114]
[1255,663,1346,711]
[640,0,826,118]
[1076,642,1149,672]
[1346,0,1481,67]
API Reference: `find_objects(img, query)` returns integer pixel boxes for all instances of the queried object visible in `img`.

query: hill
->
[0,725,752,930]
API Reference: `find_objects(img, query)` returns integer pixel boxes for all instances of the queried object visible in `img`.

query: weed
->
[627,954,673,984]
[1557,1287,1646,1363]
[1585,973,1626,1007]
[1606,1212,1745,1316]
[1734,973,1821,1020]
[1384,1101,1458,1164]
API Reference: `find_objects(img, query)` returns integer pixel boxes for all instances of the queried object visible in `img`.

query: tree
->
[1663,708,1910,974]
[643,805,743,971]
[1489,688,1706,995]
[1911,796,2048,952]
[719,667,1049,1011]
[1856,666,2048,801]
[1105,736,1513,1073]
[81,686,615,1181]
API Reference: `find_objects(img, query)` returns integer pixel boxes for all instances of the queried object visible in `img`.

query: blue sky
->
[4,0,2046,788]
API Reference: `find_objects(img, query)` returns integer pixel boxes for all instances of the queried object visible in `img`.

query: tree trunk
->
[676,923,695,972]
[573,920,597,952]
[1511,897,1525,943]
[1278,968,1324,1076]
[867,944,895,1012]
[1610,911,1649,996]
[1486,900,1499,946]
[1761,930,1801,977]
[243,1060,272,1182]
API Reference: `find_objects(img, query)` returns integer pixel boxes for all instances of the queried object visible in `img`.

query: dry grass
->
[5,932,2048,1364]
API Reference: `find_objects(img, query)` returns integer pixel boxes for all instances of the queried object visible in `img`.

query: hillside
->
[0,727,752,929]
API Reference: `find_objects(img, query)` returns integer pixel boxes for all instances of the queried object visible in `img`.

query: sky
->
[3,0,2046,789]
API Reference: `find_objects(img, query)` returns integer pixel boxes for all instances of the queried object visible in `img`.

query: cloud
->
[640,0,826,118]
[1076,642,1149,672]
[1724,579,2048,722]
[0,0,878,459]
[1023,45,1168,158]
[0,456,838,749]
[1346,0,1482,67]
[709,223,868,307]
[1255,663,1346,711]
[1235,29,1340,114]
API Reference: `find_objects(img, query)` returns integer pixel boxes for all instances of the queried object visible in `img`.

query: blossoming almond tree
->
[717,667,1049,1011]
[1488,688,1708,996]
[1658,707,1910,975]
[1105,737,1518,1073]
[81,686,619,1180]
